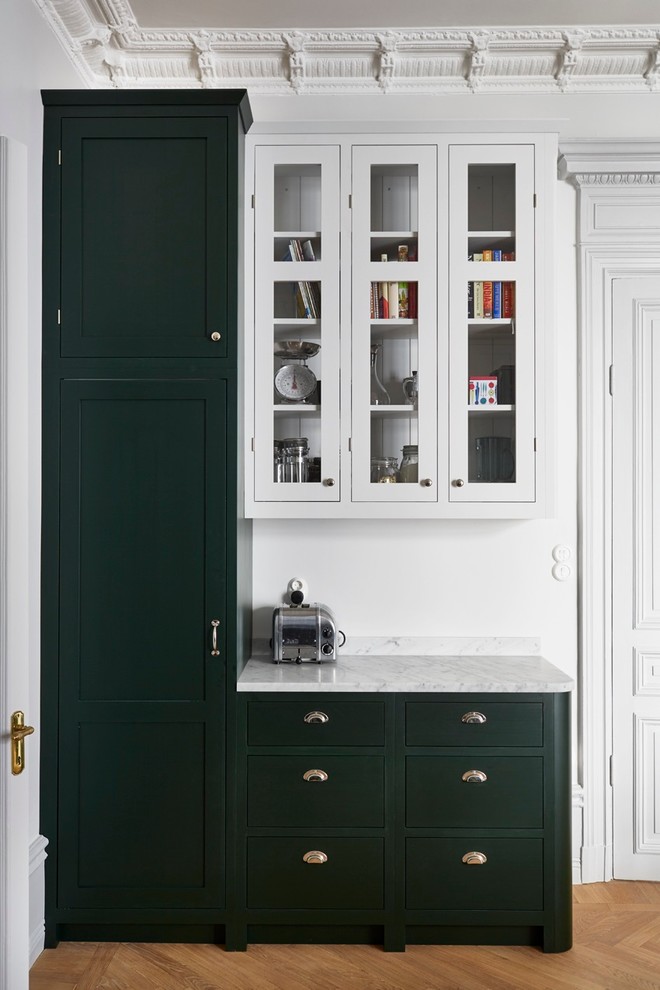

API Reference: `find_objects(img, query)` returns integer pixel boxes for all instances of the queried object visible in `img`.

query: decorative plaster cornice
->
[32,0,660,94]
[558,141,660,185]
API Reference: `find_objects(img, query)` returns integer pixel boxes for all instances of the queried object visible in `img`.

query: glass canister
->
[280,437,309,483]
[371,456,399,483]
[273,440,283,483]
[399,444,419,483]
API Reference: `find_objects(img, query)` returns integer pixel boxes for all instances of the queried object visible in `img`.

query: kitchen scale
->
[274,341,320,403]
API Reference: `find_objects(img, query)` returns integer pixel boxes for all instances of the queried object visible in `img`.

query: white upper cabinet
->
[245,133,555,519]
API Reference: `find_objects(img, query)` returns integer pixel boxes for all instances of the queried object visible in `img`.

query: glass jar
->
[371,456,399,484]
[280,437,309,483]
[399,444,419,484]
[273,440,283,483]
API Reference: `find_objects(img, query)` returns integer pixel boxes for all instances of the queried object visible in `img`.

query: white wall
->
[0,0,82,962]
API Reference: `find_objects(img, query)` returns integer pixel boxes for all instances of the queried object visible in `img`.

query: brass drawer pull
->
[462,769,488,783]
[303,711,329,724]
[461,711,487,724]
[210,619,220,656]
[303,769,328,783]
[303,850,328,865]
[462,851,488,866]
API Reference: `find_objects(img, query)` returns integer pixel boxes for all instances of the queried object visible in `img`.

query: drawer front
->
[247,837,384,910]
[248,755,385,827]
[406,837,543,911]
[406,756,543,828]
[247,700,385,747]
[406,702,543,747]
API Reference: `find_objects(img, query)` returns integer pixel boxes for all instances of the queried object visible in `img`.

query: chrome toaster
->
[272,601,339,664]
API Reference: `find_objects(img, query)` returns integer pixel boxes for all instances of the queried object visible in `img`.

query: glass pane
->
[467,163,516,261]
[370,164,419,261]
[273,164,322,259]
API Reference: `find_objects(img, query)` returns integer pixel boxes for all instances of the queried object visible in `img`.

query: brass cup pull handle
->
[211,619,220,656]
[303,711,329,724]
[462,851,488,866]
[303,769,329,782]
[461,711,487,724]
[303,850,328,865]
[462,769,488,784]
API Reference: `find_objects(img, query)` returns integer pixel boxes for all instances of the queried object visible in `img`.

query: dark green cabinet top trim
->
[41,89,253,132]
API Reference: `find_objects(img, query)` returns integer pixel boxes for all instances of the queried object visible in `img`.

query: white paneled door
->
[612,277,660,880]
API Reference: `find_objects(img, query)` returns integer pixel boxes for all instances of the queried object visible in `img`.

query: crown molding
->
[32,0,660,94]
[559,140,660,184]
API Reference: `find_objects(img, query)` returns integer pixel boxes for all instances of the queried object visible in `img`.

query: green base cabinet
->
[233,691,572,953]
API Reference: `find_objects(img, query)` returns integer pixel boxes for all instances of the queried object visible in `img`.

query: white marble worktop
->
[238,638,573,693]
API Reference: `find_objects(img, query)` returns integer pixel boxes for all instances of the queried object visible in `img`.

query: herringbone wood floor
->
[30,881,660,990]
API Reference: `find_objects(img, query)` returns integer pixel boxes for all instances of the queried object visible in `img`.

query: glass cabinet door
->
[253,146,340,502]
[448,145,536,502]
[351,146,438,502]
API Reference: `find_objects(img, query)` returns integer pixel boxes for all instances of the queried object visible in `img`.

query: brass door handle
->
[462,769,488,783]
[11,711,34,775]
[211,619,220,656]
[303,769,329,782]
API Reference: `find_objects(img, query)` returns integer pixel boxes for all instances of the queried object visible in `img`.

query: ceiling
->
[34,0,660,94]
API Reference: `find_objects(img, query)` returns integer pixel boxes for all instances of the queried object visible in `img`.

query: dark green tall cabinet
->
[41,91,252,943]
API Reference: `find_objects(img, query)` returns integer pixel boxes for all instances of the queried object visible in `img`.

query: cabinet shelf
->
[468,319,514,336]
[468,404,515,413]
[273,404,319,414]
[275,230,321,239]
[370,404,416,416]
[468,230,514,239]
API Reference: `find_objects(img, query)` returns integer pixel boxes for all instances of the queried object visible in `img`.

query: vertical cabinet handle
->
[11,711,35,775]
[211,619,220,656]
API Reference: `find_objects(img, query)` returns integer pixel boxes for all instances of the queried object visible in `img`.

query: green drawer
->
[247,700,385,747]
[406,756,543,828]
[248,755,385,827]
[406,701,543,748]
[247,837,384,910]
[406,837,543,911]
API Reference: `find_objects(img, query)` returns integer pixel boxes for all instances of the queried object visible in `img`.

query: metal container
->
[272,602,338,663]
[280,437,309,483]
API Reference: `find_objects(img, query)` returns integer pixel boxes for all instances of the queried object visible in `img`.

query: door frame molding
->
[558,141,660,883]
[0,136,31,989]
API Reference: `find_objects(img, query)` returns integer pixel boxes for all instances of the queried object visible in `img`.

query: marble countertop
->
[237,642,574,694]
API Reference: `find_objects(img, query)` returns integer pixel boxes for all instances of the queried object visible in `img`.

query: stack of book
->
[370,282,417,319]
[468,281,515,319]
[283,240,320,318]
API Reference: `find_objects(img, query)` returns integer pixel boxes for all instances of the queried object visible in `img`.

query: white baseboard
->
[29,835,48,968]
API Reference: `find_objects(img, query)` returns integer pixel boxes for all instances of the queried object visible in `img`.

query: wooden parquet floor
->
[30,881,660,990]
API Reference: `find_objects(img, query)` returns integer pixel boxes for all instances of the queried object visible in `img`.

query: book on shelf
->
[482,249,493,262]
[493,249,502,261]
[301,239,316,261]
[493,281,502,319]
[474,281,484,319]
[502,251,515,262]
[467,281,474,319]
[379,281,390,319]
[502,281,515,319]
[388,281,398,316]
[398,283,409,319]
[371,281,414,318]
[285,238,317,262]
[482,281,493,318]
[408,281,417,319]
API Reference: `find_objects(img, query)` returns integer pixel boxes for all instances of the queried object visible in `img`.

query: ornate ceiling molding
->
[33,0,660,94]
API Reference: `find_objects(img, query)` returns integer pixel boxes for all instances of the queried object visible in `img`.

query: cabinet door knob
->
[462,851,488,866]
[453,478,465,488]
[324,478,335,487]
[210,331,222,342]
[461,711,487,724]
[303,850,328,865]
[421,478,433,487]
[303,768,329,782]
[462,769,488,783]
[303,710,329,724]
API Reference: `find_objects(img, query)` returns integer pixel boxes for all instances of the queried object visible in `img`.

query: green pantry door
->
[56,379,228,914]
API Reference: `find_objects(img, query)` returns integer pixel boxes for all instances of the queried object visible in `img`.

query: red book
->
[502,281,515,318]
[378,282,389,319]
[408,281,418,319]
[482,281,493,318]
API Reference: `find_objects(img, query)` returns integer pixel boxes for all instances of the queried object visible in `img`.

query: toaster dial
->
[321,642,334,656]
